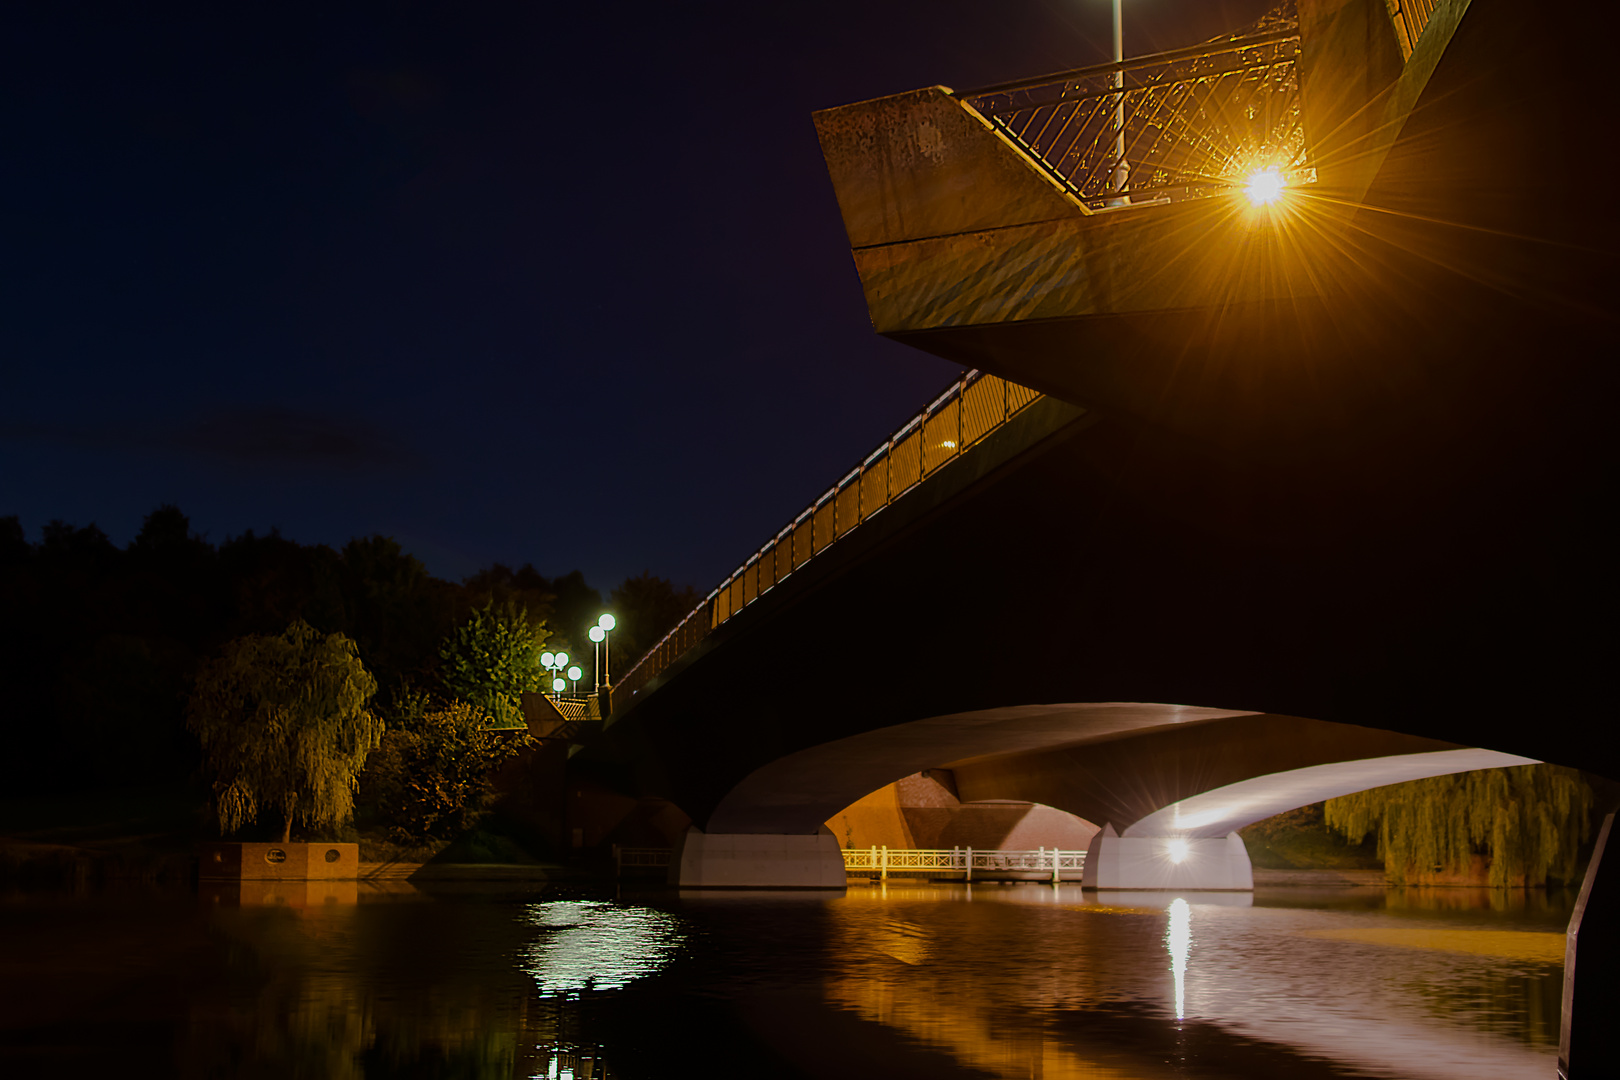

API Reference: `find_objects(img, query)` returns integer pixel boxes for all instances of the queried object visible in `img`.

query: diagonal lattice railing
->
[611,370,1044,710]
[960,4,1308,210]
[1387,0,1440,59]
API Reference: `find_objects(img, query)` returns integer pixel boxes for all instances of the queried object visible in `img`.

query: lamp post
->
[541,650,571,697]
[1106,0,1130,207]
[587,625,604,690]
[588,613,616,689]
[567,664,582,695]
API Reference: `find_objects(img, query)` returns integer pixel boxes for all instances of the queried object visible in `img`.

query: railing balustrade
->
[844,846,1087,883]
[611,369,1043,708]
[959,2,1308,210]
[611,845,1087,882]
[1386,0,1439,59]
[613,846,673,876]
[550,695,601,723]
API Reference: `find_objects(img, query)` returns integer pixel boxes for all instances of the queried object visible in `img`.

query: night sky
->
[2,1,1270,591]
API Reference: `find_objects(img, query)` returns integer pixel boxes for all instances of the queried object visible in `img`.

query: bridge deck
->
[612,368,1044,709]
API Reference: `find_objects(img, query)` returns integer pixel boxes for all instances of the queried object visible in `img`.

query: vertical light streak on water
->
[1167,897,1191,1020]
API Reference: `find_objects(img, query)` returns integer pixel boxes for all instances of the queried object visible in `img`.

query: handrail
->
[960,3,1310,210]
[845,846,1087,883]
[610,845,1088,883]
[956,27,1301,98]
[611,368,1043,709]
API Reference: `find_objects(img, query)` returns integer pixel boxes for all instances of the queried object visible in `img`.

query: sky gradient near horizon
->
[2,1,1273,589]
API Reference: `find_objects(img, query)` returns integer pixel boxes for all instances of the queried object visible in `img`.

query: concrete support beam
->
[670,826,846,889]
[1081,824,1254,891]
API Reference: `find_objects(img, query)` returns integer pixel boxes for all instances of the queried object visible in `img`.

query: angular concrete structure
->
[1082,827,1254,891]
[670,826,846,889]
[576,0,1615,1058]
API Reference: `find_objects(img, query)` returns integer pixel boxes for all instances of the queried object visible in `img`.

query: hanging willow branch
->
[187,620,383,843]
[1325,765,1592,887]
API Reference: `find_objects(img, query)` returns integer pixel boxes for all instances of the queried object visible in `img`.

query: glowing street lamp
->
[588,613,616,689]
[567,664,583,695]
[542,650,571,697]
[1245,169,1285,206]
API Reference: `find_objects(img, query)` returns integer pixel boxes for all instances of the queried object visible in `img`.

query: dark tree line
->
[0,506,696,796]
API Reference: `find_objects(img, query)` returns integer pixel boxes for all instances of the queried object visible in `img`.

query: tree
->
[360,697,531,841]
[607,572,701,675]
[1325,764,1593,887]
[543,569,603,661]
[338,535,459,692]
[462,562,557,630]
[187,620,383,842]
[438,600,548,727]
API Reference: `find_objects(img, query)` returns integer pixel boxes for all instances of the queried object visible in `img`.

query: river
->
[0,878,1571,1078]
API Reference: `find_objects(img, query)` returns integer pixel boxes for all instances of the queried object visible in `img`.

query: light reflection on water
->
[1167,896,1191,1020]
[0,880,1571,1078]
[821,883,1567,1080]
[523,900,684,995]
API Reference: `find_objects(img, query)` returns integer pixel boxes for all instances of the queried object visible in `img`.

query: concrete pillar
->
[1561,813,1618,1079]
[669,825,846,889]
[1081,823,1254,890]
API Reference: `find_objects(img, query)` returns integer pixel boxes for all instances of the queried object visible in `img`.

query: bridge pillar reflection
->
[1081,824,1253,891]
[669,826,846,889]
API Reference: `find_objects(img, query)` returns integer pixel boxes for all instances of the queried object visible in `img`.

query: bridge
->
[567,0,1614,1065]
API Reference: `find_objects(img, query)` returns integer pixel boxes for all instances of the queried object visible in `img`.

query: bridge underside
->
[652,706,1530,889]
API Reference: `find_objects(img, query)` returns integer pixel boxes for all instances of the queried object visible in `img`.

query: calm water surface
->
[0,879,1571,1078]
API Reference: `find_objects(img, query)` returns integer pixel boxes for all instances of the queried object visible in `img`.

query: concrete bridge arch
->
[652,703,1531,888]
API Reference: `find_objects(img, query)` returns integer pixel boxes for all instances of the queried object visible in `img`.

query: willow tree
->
[1325,765,1593,887]
[187,620,383,843]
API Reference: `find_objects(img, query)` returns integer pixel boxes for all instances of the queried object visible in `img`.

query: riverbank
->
[1252,868,1388,887]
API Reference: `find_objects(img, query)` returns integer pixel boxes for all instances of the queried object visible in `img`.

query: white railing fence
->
[843,846,1086,883]
[611,845,1087,882]
[613,846,673,875]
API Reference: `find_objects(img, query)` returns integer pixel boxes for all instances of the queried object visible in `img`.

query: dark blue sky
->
[2,1,1268,589]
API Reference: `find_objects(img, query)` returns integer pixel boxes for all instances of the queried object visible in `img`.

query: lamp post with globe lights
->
[540,650,571,698]
[587,613,616,690]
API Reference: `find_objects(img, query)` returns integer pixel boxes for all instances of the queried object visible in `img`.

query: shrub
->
[361,699,531,842]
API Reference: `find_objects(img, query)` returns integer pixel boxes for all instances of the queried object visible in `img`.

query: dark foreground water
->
[0,878,1572,1079]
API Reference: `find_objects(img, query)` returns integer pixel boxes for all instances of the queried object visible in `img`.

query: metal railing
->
[844,846,1087,883]
[1387,0,1439,59]
[610,845,1087,883]
[550,695,602,723]
[613,846,672,877]
[959,3,1308,210]
[611,369,1043,708]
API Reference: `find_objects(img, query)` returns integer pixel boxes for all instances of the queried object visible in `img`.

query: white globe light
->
[1244,169,1284,206]
[597,613,616,632]
[541,651,556,668]
[555,651,569,667]
[552,677,566,692]
[588,626,605,643]
[567,665,582,681]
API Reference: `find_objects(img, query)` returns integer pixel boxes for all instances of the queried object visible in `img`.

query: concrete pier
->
[670,826,846,889]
